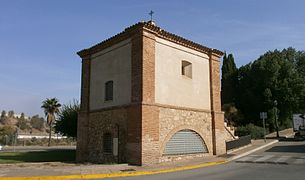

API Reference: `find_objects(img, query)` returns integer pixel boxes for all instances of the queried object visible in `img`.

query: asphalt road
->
[108,140,305,180]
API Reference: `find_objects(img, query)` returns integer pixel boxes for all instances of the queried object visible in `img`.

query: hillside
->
[0,113,48,135]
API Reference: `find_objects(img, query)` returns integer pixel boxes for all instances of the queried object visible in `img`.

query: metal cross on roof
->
[149,10,154,21]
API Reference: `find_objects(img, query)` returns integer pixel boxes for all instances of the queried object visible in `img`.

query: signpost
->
[260,112,267,142]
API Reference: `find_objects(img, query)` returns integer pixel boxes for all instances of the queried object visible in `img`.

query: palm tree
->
[41,98,61,146]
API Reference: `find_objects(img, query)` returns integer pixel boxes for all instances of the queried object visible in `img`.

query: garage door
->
[163,129,208,155]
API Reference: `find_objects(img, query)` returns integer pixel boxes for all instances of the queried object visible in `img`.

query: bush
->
[30,115,45,130]
[55,101,79,138]
[0,125,16,145]
[235,124,268,139]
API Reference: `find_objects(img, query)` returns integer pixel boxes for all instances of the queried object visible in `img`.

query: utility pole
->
[4,135,8,146]
[260,112,267,143]
[274,100,280,138]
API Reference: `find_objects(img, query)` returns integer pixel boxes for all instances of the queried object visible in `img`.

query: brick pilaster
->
[141,31,159,165]
[131,32,143,103]
[80,55,91,112]
[76,55,91,162]
[142,32,155,104]
[209,52,226,155]
[129,29,159,165]
[128,32,143,165]
[130,29,156,104]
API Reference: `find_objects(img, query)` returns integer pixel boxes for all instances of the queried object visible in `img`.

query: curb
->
[0,160,227,180]
[227,139,279,161]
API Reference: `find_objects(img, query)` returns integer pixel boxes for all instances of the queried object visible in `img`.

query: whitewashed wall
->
[155,37,211,110]
[90,39,132,110]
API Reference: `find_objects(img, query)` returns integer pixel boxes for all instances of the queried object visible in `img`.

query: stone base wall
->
[157,106,214,163]
[159,152,211,163]
[76,105,142,165]
[77,104,225,165]
[215,129,226,154]
[213,112,226,155]
[87,108,128,163]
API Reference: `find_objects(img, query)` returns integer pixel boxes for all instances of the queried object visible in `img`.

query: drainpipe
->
[116,123,120,163]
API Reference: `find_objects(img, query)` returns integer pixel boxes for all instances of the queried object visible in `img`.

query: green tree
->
[55,100,79,138]
[0,125,15,145]
[41,98,61,146]
[16,112,29,130]
[16,118,29,130]
[235,48,305,131]
[7,110,14,118]
[30,115,45,130]
[221,53,239,125]
[221,53,238,105]
[222,103,243,126]
[20,112,25,120]
[0,110,6,124]
[294,49,305,112]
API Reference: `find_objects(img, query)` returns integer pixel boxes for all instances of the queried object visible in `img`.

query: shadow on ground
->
[266,144,305,153]
[0,149,76,163]
[267,137,305,142]
[265,137,305,154]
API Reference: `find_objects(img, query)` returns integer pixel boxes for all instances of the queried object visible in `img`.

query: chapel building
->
[76,21,226,165]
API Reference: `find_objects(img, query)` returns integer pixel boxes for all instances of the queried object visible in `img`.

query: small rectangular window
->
[105,81,113,101]
[103,133,113,153]
[182,61,192,78]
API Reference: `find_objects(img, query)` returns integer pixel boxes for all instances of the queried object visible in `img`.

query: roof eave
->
[76,21,224,59]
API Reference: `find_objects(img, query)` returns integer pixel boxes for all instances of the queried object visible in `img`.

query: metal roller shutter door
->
[164,130,208,155]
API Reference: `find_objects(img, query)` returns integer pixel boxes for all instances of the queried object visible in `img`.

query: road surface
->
[107,140,305,180]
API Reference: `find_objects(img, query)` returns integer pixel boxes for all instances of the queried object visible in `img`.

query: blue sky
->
[1,0,305,117]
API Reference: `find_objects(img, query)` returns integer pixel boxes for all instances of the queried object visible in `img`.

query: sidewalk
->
[0,156,226,178]
[266,128,294,138]
[225,139,278,161]
[0,128,294,179]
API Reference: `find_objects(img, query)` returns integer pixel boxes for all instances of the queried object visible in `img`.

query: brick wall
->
[76,56,91,162]
[76,112,89,162]
[209,52,226,155]
[142,32,155,104]
[80,56,91,112]
[141,105,159,164]
[140,31,160,165]
[131,32,143,103]
[126,105,142,165]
